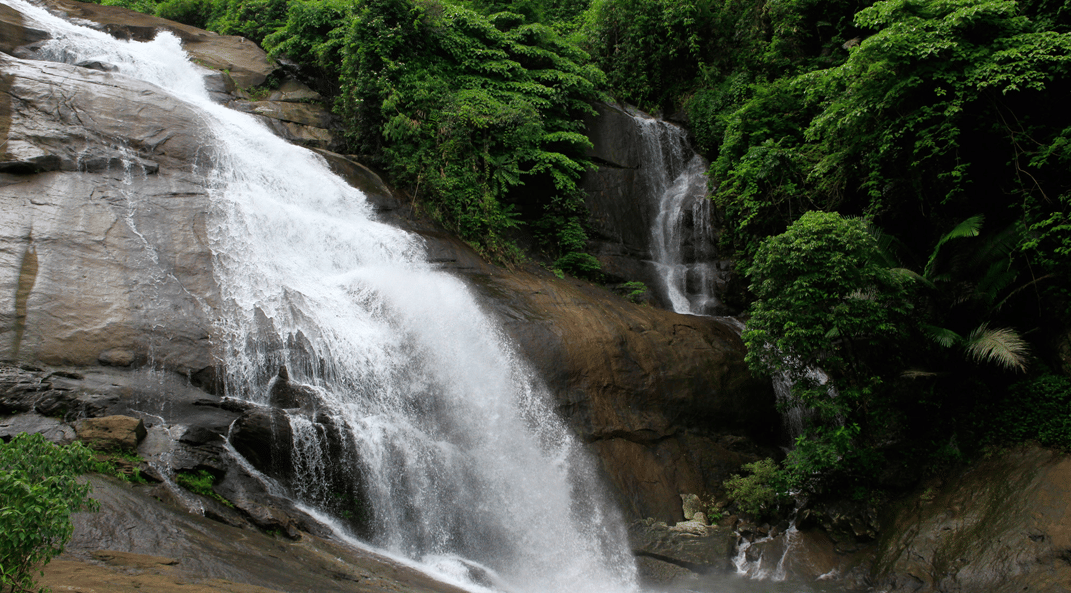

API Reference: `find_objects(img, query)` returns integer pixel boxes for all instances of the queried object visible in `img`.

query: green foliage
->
[581,0,717,111]
[744,211,913,408]
[154,0,214,28]
[582,0,859,113]
[176,470,233,507]
[91,0,288,42]
[701,499,725,524]
[263,0,350,80]
[207,0,290,41]
[983,373,1071,448]
[0,434,100,593]
[616,280,649,303]
[906,216,1033,374]
[780,422,886,493]
[94,451,149,484]
[723,459,790,520]
[338,0,605,265]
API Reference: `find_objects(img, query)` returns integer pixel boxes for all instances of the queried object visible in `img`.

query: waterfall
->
[632,113,723,316]
[11,3,638,591]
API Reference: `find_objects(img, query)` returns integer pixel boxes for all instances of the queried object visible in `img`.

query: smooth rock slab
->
[872,445,1071,593]
[0,52,219,375]
[0,412,75,444]
[60,476,470,593]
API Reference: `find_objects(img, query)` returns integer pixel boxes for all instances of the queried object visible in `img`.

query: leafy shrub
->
[207,0,290,42]
[743,211,914,407]
[94,450,148,484]
[723,458,789,520]
[582,0,717,111]
[154,0,214,29]
[985,373,1071,449]
[263,0,350,80]
[0,433,100,593]
[617,280,649,303]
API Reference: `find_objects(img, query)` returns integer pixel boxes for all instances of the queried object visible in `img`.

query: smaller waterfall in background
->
[631,112,726,316]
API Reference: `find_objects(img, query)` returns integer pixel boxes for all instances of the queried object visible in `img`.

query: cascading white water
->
[11,3,638,591]
[634,113,722,316]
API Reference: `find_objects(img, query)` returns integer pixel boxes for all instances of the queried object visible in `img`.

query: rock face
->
[52,476,470,593]
[0,52,218,377]
[581,102,663,291]
[871,445,1071,593]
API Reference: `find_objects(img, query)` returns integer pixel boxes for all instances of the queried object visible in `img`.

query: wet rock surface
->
[0,51,218,374]
[579,101,738,315]
[629,518,736,577]
[33,0,277,88]
[871,445,1071,593]
[52,475,470,593]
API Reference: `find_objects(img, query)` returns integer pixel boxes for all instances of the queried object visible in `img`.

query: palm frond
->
[889,267,934,288]
[925,215,984,279]
[922,323,962,348]
[967,222,1021,271]
[964,323,1030,372]
[858,218,907,268]
[973,260,1018,308]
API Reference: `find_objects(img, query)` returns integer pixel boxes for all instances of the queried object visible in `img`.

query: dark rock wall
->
[581,102,663,289]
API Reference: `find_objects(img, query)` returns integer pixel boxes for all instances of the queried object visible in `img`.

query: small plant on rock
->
[617,281,650,304]
[176,469,233,508]
[0,433,101,593]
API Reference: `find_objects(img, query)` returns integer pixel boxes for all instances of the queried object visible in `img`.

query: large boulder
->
[76,415,147,451]
[629,518,736,574]
[871,445,1071,593]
